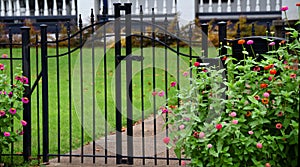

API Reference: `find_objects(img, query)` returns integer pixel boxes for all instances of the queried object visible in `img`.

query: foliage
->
[161,8,299,167]
[0,62,28,158]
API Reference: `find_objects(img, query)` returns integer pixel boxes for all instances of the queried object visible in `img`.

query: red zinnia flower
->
[270,69,277,75]
[163,137,170,144]
[194,62,200,67]
[290,73,296,79]
[260,83,268,88]
[215,124,222,130]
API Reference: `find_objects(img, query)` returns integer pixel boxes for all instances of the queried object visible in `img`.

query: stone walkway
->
[47,115,184,166]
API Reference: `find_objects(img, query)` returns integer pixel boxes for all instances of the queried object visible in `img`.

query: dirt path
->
[48,115,183,166]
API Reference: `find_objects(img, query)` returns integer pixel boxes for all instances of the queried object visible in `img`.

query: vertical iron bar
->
[266,22,271,36]
[67,21,72,164]
[175,21,181,166]
[151,8,157,166]
[114,3,123,164]
[251,23,255,36]
[139,5,145,165]
[281,22,285,38]
[125,3,133,165]
[218,21,227,56]
[9,28,14,164]
[163,14,170,165]
[21,26,31,162]
[201,23,208,58]
[91,9,96,164]
[78,14,85,164]
[55,24,61,163]
[40,24,49,163]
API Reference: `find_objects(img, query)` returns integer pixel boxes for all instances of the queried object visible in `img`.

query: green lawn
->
[0,45,218,164]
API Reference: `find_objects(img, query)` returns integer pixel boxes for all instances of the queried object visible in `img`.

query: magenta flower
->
[158,91,165,97]
[256,142,263,149]
[4,132,10,137]
[0,110,6,117]
[22,97,29,104]
[1,54,8,58]
[277,111,283,117]
[0,63,4,70]
[179,124,185,130]
[246,40,254,45]
[21,120,27,126]
[269,42,275,46]
[184,117,190,121]
[207,144,213,148]
[229,112,237,117]
[263,92,270,98]
[248,131,254,135]
[170,81,177,87]
[199,132,205,138]
[9,108,16,115]
[8,92,13,98]
[161,108,168,114]
[268,76,273,81]
[183,72,189,77]
[152,91,157,96]
[163,137,170,144]
[21,76,28,84]
[281,6,288,11]
[232,120,238,124]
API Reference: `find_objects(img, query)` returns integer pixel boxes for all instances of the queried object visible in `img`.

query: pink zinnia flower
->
[246,40,254,45]
[263,92,270,98]
[269,42,275,46]
[2,54,8,58]
[194,62,200,67]
[290,73,296,79]
[4,132,10,137]
[277,111,283,117]
[9,108,16,115]
[199,132,205,138]
[184,117,190,121]
[265,162,271,167]
[158,91,165,97]
[152,91,157,96]
[0,63,4,70]
[21,120,27,126]
[253,66,260,72]
[215,124,222,130]
[281,6,288,11]
[276,123,282,129]
[179,124,185,130]
[170,81,177,87]
[229,112,237,117]
[268,76,273,81]
[22,97,29,104]
[181,161,186,166]
[232,120,238,124]
[248,131,254,135]
[207,144,213,148]
[21,76,28,84]
[256,142,263,149]
[0,110,6,117]
[183,72,189,77]
[163,137,170,144]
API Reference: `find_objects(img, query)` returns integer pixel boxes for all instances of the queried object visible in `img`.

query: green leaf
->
[217,140,223,153]
[174,147,181,159]
[247,95,259,105]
